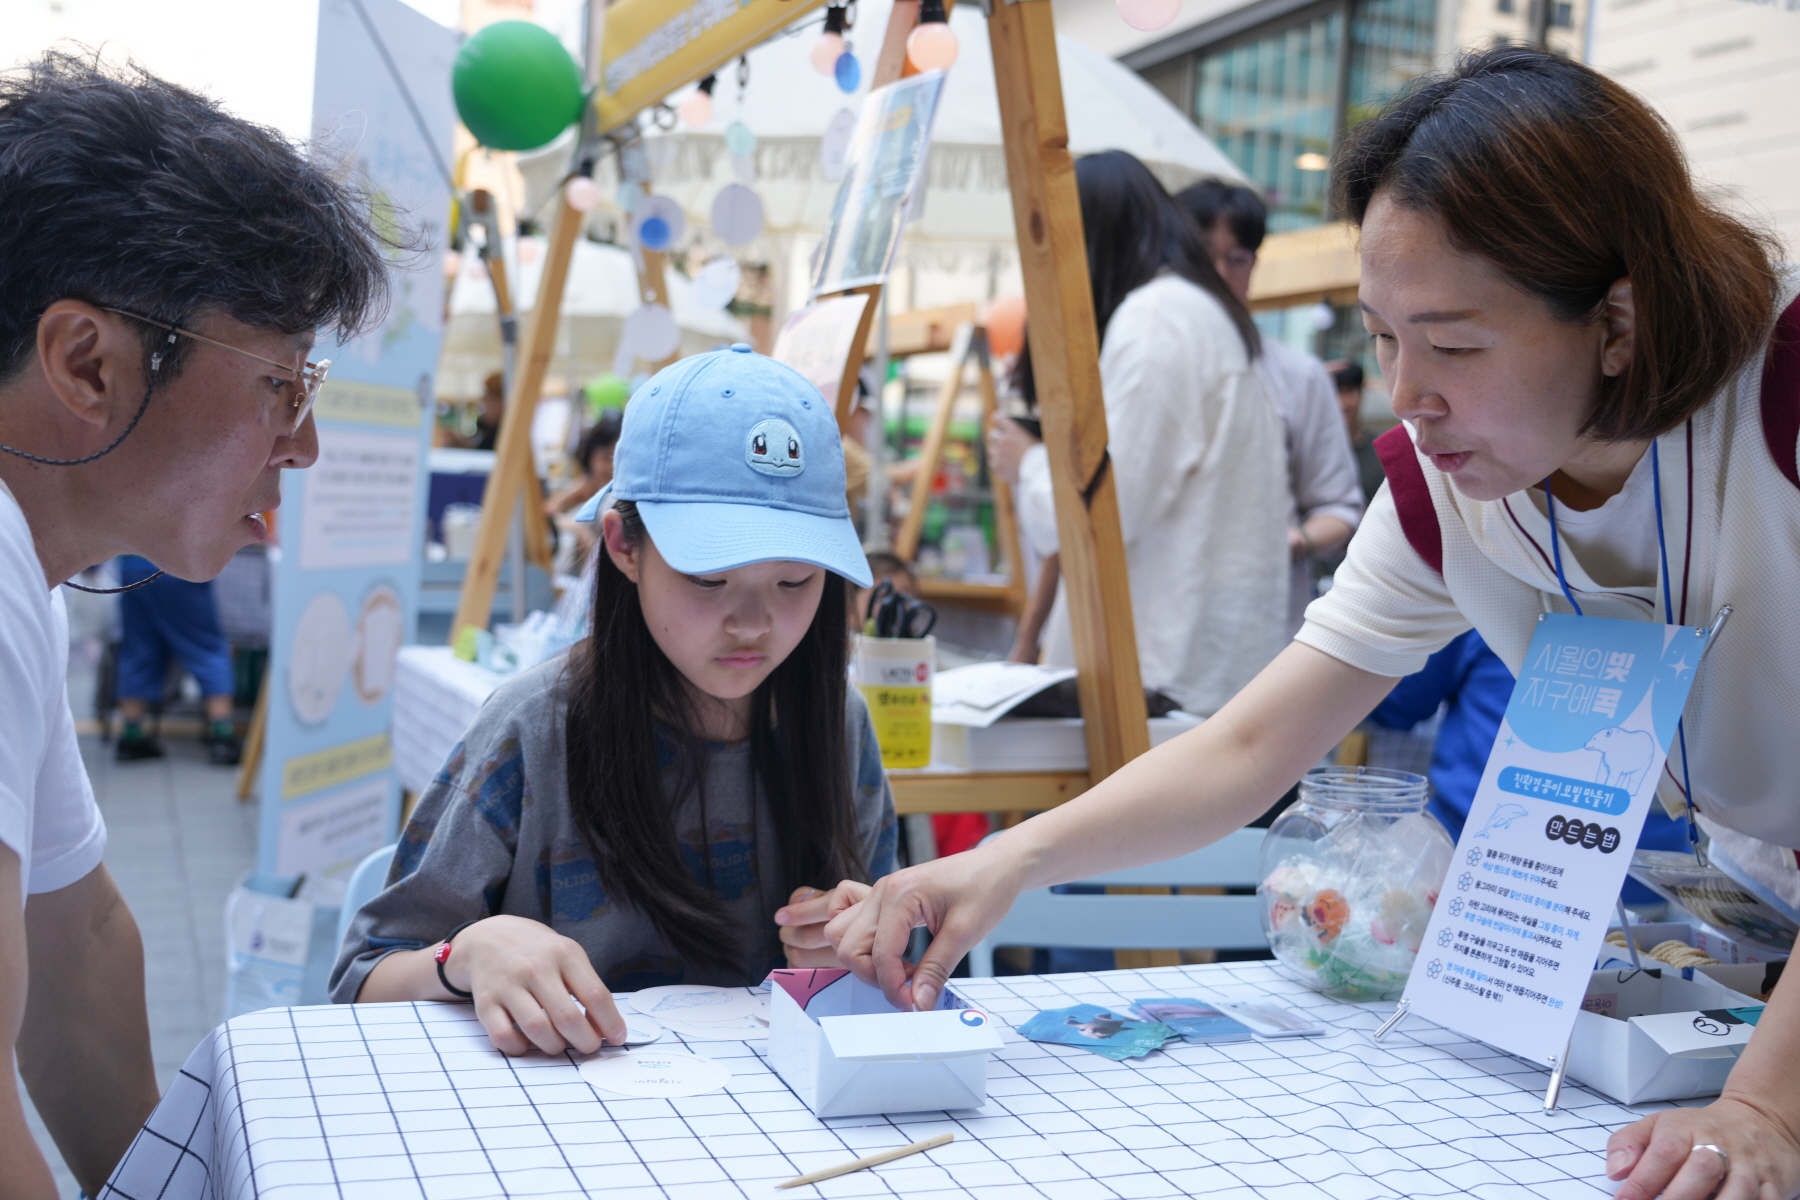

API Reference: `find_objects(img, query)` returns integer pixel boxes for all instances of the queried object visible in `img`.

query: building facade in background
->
[1054,0,1794,370]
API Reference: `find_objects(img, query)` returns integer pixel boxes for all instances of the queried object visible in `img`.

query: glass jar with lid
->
[1258,767,1453,1001]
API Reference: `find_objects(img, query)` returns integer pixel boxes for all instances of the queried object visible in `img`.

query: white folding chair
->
[966,827,1268,976]
[334,843,398,950]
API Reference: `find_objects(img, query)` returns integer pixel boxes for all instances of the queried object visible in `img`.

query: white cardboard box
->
[766,968,1004,1117]
[1566,965,1764,1104]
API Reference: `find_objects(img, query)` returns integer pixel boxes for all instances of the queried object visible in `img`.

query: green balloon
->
[584,373,629,415]
[452,21,584,152]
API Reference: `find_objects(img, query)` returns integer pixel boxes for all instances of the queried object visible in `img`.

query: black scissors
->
[865,579,937,638]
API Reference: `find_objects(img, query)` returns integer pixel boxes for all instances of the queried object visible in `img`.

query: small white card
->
[578,1049,731,1098]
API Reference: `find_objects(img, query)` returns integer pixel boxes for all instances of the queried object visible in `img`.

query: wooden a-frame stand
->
[451,0,1151,813]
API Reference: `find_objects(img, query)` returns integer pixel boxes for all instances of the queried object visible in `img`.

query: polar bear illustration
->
[1586,727,1656,793]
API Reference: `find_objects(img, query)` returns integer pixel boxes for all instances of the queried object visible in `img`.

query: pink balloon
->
[1115,0,1180,31]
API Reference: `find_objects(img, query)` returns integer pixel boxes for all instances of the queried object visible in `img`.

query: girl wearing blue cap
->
[330,345,895,1056]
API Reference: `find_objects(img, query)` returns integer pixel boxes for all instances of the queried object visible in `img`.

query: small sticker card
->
[1131,998,1254,1044]
[1212,1000,1325,1038]
[1017,1004,1177,1060]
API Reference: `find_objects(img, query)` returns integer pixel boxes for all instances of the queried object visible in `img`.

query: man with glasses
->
[0,53,387,1196]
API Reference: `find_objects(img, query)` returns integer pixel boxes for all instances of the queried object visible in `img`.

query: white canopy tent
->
[517,0,1245,315]
[437,235,746,399]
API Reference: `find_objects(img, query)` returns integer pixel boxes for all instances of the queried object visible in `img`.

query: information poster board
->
[811,71,947,296]
[1402,612,1706,1066]
[255,0,455,894]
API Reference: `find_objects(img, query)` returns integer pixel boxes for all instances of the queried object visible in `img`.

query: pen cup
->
[854,634,935,769]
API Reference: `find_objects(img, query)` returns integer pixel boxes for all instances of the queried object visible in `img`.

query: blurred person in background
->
[0,53,388,1197]
[1007,151,1286,713]
[1177,180,1364,638]
[1328,358,1387,503]
[111,560,241,765]
[545,409,621,517]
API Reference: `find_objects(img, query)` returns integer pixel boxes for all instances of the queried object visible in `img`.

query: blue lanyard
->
[1543,440,1704,855]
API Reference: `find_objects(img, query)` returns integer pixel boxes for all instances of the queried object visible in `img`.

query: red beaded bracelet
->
[434,919,480,999]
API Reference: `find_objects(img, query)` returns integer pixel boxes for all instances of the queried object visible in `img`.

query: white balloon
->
[620,302,682,364]
[711,183,765,247]
[694,257,742,311]
[820,107,856,182]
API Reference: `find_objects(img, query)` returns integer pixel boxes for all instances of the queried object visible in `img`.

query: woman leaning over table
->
[827,46,1800,1200]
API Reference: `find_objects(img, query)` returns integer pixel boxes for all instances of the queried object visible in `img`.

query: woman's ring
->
[1692,1143,1730,1176]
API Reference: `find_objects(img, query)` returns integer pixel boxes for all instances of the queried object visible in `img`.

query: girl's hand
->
[986,414,1036,485]
[443,916,629,1056]
[1607,1097,1800,1199]
[775,882,872,968]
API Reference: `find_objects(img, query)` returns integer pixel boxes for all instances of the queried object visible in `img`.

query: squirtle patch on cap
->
[745,418,804,477]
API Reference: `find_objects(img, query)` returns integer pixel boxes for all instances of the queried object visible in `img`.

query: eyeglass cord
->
[0,328,173,593]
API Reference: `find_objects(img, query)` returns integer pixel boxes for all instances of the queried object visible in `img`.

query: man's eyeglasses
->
[104,307,330,435]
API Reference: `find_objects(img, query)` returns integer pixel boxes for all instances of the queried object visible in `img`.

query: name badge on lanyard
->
[1400,611,1707,1067]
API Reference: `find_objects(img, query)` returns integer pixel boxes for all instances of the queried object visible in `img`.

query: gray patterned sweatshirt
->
[329,654,896,1002]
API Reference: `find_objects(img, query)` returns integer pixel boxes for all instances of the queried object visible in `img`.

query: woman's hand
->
[1607,1096,1800,1199]
[826,845,1029,1012]
[986,414,1036,485]
[441,916,629,1056]
[774,882,872,967]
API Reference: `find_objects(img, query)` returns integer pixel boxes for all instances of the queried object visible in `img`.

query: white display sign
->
[276,774,392,882]
[297,426,423,570]
[1402,613,1707,1066]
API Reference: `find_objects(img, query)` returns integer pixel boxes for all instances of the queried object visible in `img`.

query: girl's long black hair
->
[561,501,866,977]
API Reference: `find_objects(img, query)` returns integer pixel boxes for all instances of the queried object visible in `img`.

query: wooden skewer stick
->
[774,1132,954,1189]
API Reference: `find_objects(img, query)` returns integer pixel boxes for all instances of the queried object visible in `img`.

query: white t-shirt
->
[0,481,106,900]
[1025,274,1289,715]
[1523,448,1659,589]
[1257,340,1366,636]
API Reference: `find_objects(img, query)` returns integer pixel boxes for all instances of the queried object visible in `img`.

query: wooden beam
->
[988,1,1149,779]
[873,0,921,86]
[633,247,682,374]
[894,321,974,562]
[885,302,979,358]
[975,335,1028,611]
[833,284,881,430]
[887,768,1090,815]
[1246,221,1359,310]
[451,189,584,642]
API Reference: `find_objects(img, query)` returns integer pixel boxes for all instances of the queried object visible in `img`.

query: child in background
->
[332,346,897,1055]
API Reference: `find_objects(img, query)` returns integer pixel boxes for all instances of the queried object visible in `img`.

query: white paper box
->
[1565,966,1763,1104]
[767,968,1004,1117]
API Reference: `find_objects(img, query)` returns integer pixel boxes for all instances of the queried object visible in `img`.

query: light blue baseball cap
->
[575,344,873,587]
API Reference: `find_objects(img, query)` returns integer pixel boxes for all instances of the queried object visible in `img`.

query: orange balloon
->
[986,294,1026,358]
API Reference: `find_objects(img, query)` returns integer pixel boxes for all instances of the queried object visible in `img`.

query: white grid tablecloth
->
[100,960,1690,1200]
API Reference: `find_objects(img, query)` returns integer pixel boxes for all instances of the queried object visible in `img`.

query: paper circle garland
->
[834,51,862,93]
[620,303,682,364]
[564,176,601,213]
[820,108,856,182]
[694,257,742,311]
[731,153,758,185]
[451,21,585,151]
[724,121,758,158]
[1115,0,1181,31]
[711,184,765,247]
[631,195,686,252]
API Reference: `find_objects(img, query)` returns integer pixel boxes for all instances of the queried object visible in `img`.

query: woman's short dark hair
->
[1334,46,1779,443]
[1075,150,1260,359]
[0,51,391,384]
[574,410,623,475]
